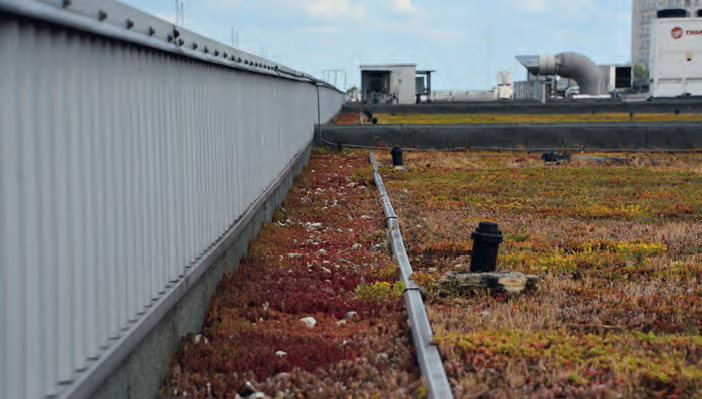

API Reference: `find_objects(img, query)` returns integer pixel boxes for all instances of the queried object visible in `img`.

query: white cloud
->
[393,0,419,14]
[517,0,592,14]
[306,0,366,19]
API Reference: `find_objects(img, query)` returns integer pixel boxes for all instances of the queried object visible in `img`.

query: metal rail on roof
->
[369,150,454,399]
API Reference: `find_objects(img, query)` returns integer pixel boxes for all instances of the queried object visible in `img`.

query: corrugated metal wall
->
[0,14,343,399]
[513,80,545,101]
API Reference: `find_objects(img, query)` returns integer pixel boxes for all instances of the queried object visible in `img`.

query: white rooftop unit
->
[359,64,435,104]
[360,64,416,105]
[651,17,702,97]
[496,71,513,99]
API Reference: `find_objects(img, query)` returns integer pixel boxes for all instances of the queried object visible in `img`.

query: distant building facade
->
[632,0,702,69]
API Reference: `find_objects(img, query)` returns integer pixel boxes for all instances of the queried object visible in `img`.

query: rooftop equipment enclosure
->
[651,17,702,97]
[516,52,606,96]
[360,64,416,105]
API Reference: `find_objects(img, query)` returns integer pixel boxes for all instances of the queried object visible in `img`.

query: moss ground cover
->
[376,150,701,398]
[334,113,702,125]
[160,149,423,398]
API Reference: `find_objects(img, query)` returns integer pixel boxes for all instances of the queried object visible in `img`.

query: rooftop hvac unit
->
[496,71,513,87]
[515,52,604,95]
[650,18,702,97]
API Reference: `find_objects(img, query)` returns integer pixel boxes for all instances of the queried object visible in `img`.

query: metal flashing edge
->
[0,0,339,91]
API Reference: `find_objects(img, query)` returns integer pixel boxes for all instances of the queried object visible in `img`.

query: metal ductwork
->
[516,52,605,95]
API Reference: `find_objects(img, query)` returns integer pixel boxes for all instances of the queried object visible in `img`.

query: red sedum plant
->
[160,149,423,398]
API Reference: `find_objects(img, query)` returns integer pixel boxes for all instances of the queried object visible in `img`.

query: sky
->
[118,0,633,91]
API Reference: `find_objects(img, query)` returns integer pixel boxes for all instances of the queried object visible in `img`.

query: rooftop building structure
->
[632,0,702,69]
[360,64,434,105]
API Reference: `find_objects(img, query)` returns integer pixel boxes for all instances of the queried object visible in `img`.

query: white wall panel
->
[0,7,344,398]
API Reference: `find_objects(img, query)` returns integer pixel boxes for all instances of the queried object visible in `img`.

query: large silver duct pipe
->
[516,52,605,95]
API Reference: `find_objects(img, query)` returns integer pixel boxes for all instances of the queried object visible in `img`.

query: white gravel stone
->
[300,317,317,328]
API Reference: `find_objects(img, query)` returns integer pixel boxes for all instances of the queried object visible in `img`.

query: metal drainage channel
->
[369,150,454,399]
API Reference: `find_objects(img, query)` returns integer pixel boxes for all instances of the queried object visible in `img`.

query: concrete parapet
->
[317,123,702,151]
[342,99,702,115]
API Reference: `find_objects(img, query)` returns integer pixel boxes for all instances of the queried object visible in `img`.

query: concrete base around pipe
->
[317,123,702,151]
[86,144,313,399]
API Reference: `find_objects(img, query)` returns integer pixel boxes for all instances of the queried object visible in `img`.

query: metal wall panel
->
[514,80,545,101]
[0,13,344,399]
